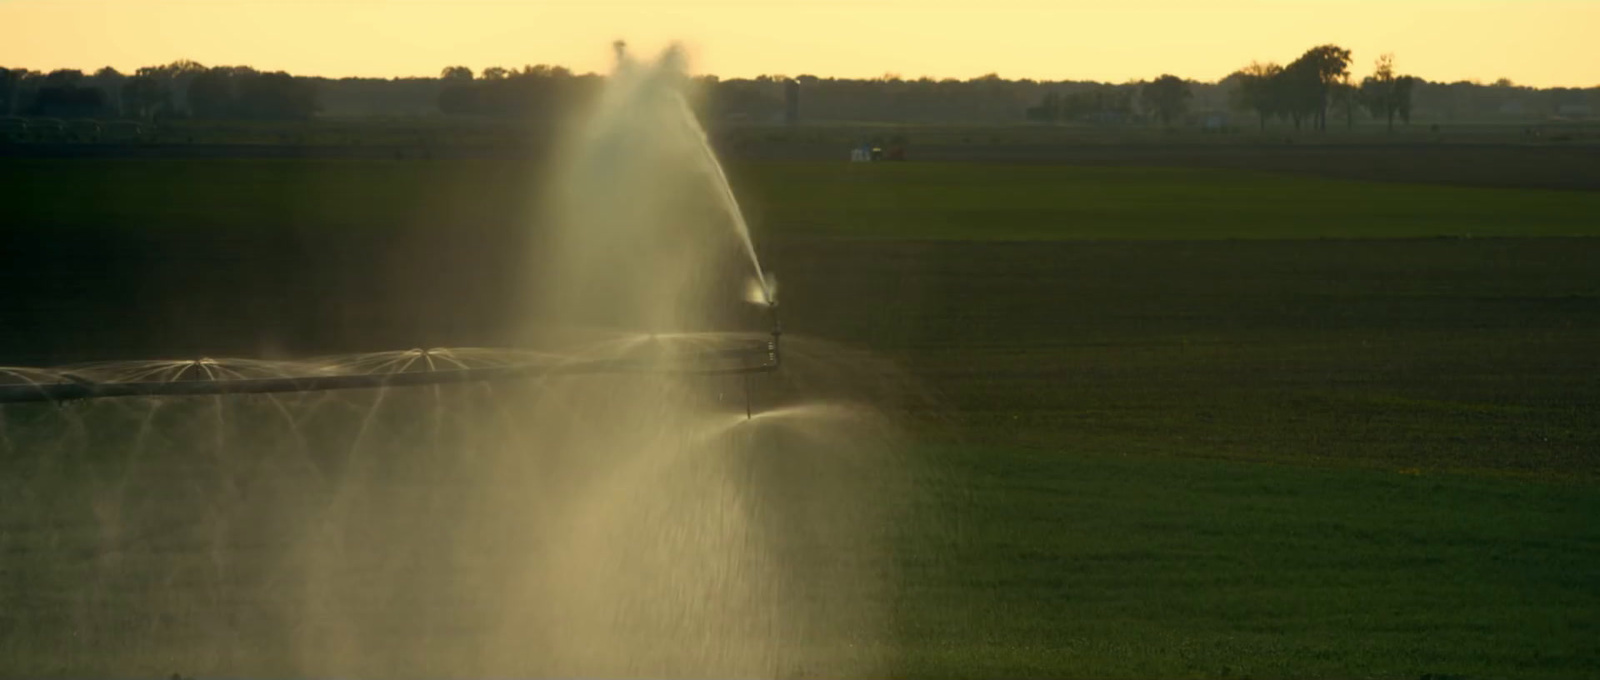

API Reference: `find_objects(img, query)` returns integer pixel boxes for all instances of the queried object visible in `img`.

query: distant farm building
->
[850,137,906,162]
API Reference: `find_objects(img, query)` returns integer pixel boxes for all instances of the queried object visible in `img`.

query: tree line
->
[2,53,1594,126]
[0,62,317,120]
[1227,46,1417,132]
[1026,46,1415,131]
[434,65,600,117]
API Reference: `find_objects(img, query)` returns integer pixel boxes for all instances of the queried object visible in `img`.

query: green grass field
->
[9,158,1600,239]
[736,162,1600,240]
[896,446,1599,679]
[3,156,1599,678]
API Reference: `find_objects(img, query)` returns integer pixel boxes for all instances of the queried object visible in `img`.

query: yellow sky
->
[3,0,1596,86]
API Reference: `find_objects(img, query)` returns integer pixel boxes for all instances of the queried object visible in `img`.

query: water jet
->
[0,43,899,679]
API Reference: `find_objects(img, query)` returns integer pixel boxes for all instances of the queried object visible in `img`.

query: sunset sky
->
[4,0,1597,87]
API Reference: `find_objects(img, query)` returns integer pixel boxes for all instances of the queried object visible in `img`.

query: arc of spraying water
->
[671,93,771,305]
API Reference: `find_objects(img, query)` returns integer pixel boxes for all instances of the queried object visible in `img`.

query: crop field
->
[3,156,1599,678]
[9,158,1600,240]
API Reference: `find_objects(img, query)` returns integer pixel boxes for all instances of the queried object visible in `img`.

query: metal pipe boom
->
[0,333,779,405]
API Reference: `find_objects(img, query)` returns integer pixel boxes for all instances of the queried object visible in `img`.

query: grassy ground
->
[895,446,1600,679]
[3,156,1599,677]
[8,159,1600,239]
[736,162,1600,239]
[777,238,1600,480]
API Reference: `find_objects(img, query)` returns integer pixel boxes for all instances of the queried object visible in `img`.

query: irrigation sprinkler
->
[1,303,783,416]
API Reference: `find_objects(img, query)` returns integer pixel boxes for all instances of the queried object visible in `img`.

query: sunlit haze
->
[4,0,1597,86]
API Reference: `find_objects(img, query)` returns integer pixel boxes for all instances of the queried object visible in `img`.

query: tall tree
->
[1276,59,1318,130]
[187,67,240,118]
[1359,53,1417,132]
[138,59,207,113]
[44,69,86,87]
[1394,76,1417,124]
[1140,74,1191,127]
[1285,44,1352,131]
[236,71,317,119]
[31,69,108,117]
[1333,75,1359,129]
[440,65,473,81]
[90,67,125,116]
[121,73,171,119]
[0,67,23,115]
[1230,61,1283,130]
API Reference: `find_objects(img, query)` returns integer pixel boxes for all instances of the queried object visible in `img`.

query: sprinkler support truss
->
[0,306,783,408]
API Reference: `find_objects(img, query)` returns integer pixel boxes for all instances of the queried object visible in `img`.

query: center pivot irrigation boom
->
[0,304,783,416]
